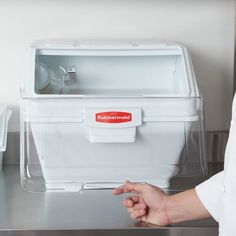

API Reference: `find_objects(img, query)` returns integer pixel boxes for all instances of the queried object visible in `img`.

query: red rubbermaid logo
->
[96,111,132,123]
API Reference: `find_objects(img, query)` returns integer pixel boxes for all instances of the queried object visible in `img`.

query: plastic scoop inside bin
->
[59,65,78,86]
[35,64,78,94]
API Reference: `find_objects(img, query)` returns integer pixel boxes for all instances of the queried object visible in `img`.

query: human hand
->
[113,180,170,226]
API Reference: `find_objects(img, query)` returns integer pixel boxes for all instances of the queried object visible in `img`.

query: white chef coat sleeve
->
[195,171,224,222]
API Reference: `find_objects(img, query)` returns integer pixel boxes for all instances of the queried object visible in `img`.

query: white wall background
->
[0,0,234,132]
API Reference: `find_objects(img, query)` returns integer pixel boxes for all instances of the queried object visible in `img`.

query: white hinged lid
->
[21,41,200,99]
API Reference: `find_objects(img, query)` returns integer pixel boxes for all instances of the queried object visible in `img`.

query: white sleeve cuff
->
[195,171,224,222]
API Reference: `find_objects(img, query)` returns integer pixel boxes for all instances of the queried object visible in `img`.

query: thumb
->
[125,180,147,194]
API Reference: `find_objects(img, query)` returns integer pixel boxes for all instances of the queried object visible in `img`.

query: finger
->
[127,203,146,213]
[112,187,125,195]
[140,215,148,222]
[139,197,147,207]
[128,196,140,203]
[123,196,140,207]
[130,208,147,220]
[124,199,134,208]
[125,180,147,194]
[123,196,147,209]
[112,186,132,195]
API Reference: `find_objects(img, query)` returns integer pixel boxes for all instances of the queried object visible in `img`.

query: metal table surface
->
[0,165,220,236]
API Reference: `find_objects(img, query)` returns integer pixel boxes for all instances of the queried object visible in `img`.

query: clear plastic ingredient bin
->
[21,41,207,192]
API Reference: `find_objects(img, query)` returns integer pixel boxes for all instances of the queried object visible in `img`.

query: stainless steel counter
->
[0,165,221,236]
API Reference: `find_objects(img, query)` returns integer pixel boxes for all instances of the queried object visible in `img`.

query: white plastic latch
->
[84,108,142,143]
